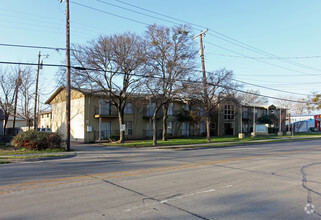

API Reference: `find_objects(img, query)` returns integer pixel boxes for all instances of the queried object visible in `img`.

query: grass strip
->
[0,148,66,156]
[0,154,65,160]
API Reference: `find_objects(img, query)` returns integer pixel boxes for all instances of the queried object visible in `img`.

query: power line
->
[0,60,311,104]
[108,0,321,73]
[205,41,318,76]
[70,1,148,26]
[113,0,207,29]
[95,0,182,26]
[232,79,309,96]
[0,43,66,51]
[211,53,321,60]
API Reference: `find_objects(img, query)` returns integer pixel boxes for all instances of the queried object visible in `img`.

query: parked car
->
[37,128,52,132]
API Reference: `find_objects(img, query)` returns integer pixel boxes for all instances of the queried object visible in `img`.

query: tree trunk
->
[3,117,8,136]
[206,108,211,143]
[152,111,158,146]
[118,110,125,143]
[162,104,168,141]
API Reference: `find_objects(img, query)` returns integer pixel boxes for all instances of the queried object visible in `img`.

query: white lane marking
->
[224,185,233,188]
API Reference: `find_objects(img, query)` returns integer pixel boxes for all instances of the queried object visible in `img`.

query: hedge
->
[11,130,62,150]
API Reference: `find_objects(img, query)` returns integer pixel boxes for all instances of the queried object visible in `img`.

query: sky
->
[1,0,321,110]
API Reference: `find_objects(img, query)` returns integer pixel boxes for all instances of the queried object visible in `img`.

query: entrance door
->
[101,122,111,139]
[224,123,234,136]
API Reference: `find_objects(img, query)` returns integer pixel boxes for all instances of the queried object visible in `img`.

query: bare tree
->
[240,89,268,104]
[0,67,20,135]
[71,32,146,143]
[143,24,197,145]
[18,67,35,129]
[275,96,310,115]
[186,69,239,142]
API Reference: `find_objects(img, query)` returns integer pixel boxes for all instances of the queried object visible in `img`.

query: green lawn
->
[105,133,321,147]
[0,146,66,156]
[104,135,274,147]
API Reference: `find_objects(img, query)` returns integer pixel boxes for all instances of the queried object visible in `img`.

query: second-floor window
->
[146,103,156,116]
[100,100,111,115]
[224,105,235,120]
[243,108,249,118]
[124,102,133,114]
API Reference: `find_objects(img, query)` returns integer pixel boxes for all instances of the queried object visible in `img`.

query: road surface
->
[1,139,321,219]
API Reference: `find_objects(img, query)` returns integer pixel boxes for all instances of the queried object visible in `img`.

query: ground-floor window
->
[199,121,205,134]
[101,122,111,139]
[167,121,173,135]
[125,121,133,135]
[182,122,190,136]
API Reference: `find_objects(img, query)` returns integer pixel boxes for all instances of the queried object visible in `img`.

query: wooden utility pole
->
[193,29,210,142]
[61,0,71,151]
[33,52,41,130]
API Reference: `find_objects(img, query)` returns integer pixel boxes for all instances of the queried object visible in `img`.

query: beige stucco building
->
[45,87,287,143]
[45,87,207,143]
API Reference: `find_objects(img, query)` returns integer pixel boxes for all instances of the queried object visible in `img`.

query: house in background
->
[6,116,28,129]
[38,111,52,131]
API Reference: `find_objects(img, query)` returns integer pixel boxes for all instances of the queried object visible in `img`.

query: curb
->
[0,152,77,163]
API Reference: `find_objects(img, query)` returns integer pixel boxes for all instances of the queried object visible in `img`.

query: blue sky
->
[1,0,321,107]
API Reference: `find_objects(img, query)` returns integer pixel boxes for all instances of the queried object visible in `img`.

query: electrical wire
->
[108,0,321,73]
[211,53,321,60]
[70,1,148,26]
[0,43,66,51]
[232,79,309,96]
[0,60,311,104]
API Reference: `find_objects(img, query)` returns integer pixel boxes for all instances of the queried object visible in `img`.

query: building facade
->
[45,87,287,142]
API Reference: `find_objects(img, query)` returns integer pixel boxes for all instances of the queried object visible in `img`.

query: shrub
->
[108,134,120,142]
[268,127,279,134]
[11,130,62,150]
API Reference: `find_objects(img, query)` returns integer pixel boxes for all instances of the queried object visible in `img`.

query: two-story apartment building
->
[45,87,287,142]
[45,87,207,142]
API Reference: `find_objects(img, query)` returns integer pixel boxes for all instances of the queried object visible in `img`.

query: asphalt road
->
[1,140,321,219]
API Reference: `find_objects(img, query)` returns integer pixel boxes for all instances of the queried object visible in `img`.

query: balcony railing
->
[142,107,163,119]
[94,105,118,118]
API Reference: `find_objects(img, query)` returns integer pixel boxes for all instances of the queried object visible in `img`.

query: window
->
[243,108,249,118]
[199,121,205,134]
[182,122,190,136]
[100,100,111,115]
[183,104,190,111]
[125,121,133,135]
[263,109,267,116]
[167,103,174,116]
[146,103,156,116]
[198,107,204,116]
[124,102,133,114]
[167,121,173,134]
[224,105,235,120]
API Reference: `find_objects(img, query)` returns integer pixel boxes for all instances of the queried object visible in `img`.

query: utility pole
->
[193,29,210,142]
[60,0,71,151]
[33,52,41,130]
